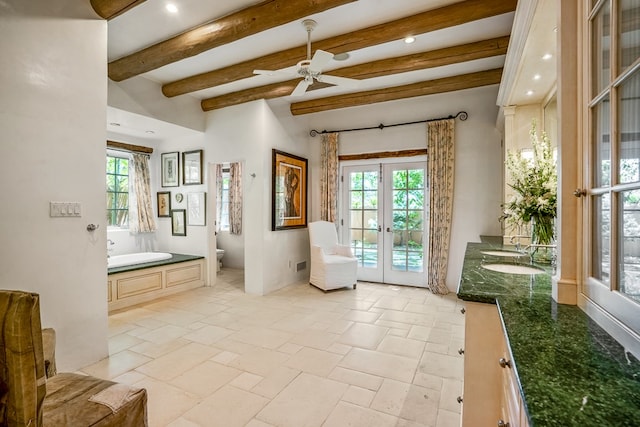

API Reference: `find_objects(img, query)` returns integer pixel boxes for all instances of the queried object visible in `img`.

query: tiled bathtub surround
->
[457,242,640,426]
[83,269,465,427]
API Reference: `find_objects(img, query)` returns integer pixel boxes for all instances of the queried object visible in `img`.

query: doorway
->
[341,159,428,287]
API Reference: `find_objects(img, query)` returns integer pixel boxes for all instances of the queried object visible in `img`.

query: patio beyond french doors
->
[342,161,428,287]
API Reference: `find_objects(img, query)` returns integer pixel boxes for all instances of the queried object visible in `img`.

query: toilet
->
[216,248,225,272]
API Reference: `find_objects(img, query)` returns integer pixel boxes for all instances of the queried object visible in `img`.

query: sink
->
[481,250,526,258]
[481,263,545,275]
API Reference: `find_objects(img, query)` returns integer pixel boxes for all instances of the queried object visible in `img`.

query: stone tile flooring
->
[82,269,465,427]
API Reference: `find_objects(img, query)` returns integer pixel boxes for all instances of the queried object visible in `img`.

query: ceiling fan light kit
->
[253,19,359,96]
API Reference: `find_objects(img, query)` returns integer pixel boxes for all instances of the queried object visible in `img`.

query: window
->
[586,0,640,329]
[220,169,230,231]
[106,154,129,227]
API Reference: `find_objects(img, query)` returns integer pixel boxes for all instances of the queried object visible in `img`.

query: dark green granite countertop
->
[457,242,640,426]
[107,253,203,275]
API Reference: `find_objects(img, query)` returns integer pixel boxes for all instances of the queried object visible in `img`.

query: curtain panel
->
[426,119,455,295]
[129,153,157,234]
[229,162,243,235]
[320,132,339,223]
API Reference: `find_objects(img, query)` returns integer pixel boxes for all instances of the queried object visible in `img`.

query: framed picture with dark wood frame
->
[272,149,308,230]
[171,209,186,236]
[182,149,203,185]
[157,191,171,217]
[161,152,179,187]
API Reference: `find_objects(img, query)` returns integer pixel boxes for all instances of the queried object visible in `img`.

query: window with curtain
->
[106,154,129,227]
[106,151,156,233]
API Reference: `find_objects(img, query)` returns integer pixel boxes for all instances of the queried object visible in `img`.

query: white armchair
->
[308,221,358,291]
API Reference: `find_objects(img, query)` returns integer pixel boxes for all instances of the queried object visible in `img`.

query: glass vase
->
[531,215,555,264]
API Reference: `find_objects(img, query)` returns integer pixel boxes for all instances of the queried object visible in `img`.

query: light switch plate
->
[49,202,81,217]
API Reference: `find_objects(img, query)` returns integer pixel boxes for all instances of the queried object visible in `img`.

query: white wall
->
[0,1,109,370]
[302,85,504,292]
[108,78,205,133]
[205,101,310,294]
[153,133,209,257]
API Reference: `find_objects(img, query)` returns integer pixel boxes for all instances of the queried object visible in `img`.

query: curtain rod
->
[309,111,468,137]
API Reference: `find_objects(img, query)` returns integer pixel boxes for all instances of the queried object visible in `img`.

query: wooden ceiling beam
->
[108,0,356,82]
[201,36,509,112]
[90,0,147,20]
[163,0,516,97]
[107,140,153,154]
[289,68,504,116]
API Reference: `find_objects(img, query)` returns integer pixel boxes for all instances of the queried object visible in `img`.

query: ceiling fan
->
[253,19,359,96]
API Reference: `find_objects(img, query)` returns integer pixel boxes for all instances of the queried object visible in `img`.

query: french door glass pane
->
[619,0,640,72]
[620,189,640,302]
[391,168,425,272]
[592,193,611,284]
[618,70,640,184]
[591,1,610,96]
[349,171,378,268]
[593,95,611,187]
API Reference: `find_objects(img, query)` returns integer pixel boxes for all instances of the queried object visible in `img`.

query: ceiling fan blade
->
[317,74,359,87]
[308,49,333,72]
[291,79,311,96]
[253,69,293,77]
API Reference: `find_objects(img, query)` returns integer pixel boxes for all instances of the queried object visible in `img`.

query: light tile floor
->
[82,269,465,427]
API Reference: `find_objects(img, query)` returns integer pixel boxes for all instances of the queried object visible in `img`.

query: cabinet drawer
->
[117,271,163,298]
[166,263,202,287]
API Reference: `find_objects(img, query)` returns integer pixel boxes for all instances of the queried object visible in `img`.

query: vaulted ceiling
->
[95,0,517,116]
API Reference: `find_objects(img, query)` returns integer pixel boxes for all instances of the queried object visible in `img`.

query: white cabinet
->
[461,301,529,427]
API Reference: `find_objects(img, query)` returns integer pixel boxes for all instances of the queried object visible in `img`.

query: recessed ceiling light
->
[165,3,178,13]
[533,74,541,80]
[404,36,415,44]
[145,130,155,134]
[526,90,534,96]
[542,53,553,60]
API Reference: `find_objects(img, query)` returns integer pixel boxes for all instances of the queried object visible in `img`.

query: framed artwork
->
[161,152,179,187]
[183,149,203,185]
[272,149,307,230]
[171,209,186,236]
[157,191,171,217]
[187,192,206,226]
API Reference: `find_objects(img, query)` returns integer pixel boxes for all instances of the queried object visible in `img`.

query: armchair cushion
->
[0,290,148,427]
[44,373,147,427]
[0,290,46,427]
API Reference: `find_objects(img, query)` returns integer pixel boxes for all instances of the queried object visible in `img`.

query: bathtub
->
[108,252,172,268]
[107,252,206,312]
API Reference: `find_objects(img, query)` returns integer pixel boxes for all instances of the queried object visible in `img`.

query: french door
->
[341,161,428,287]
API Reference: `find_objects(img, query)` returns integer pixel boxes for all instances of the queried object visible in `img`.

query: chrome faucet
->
[107,239,115,258]
[509,235,529,252]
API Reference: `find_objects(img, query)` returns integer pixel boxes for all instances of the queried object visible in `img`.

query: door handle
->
[386,227,391,232]
[378,226,382,232]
